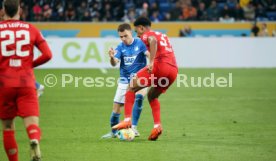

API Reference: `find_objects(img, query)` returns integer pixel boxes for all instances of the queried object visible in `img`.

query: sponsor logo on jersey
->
[124,56,137,65]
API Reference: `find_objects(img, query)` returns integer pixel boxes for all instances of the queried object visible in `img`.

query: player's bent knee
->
[2,120,15,130]
[147,92,160,102]
[23,116,39,128]
[113,103,123,113]
[129,77,140,91]
[147,94,154,102]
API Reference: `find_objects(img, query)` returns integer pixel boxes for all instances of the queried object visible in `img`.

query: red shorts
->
[136,62,178,93]
[0,87,39,119]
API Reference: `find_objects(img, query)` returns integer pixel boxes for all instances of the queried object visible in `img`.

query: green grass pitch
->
[0,68,276,161]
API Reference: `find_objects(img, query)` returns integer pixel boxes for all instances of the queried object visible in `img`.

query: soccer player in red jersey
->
[113,16,178,141]
[0,0,52,160]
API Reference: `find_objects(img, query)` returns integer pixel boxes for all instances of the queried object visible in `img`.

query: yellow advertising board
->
[32,22,276,37]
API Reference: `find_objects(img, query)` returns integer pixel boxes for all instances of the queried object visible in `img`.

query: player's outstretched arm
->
[33,42,52,68]
[147,36,157,73]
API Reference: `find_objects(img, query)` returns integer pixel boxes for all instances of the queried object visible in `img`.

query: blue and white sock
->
[35,82,40,90]
[132,94,144,126]
[110,112,120,134]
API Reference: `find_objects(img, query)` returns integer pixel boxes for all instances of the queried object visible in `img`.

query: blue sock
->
[35,82,40,89]
[110,112,120,134]
[132,94,144,126]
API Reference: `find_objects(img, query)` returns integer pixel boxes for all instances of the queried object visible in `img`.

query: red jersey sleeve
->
[34,27,46,46]
[31,25,52,67]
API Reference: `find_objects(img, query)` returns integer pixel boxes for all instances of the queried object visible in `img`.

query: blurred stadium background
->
[0,0,276,161]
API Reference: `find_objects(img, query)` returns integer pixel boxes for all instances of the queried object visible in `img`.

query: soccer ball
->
[117,128,135,141]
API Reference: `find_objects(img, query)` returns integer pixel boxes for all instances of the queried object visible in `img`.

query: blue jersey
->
[115,38,147,84]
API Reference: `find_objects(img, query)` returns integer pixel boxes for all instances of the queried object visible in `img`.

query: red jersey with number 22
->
[140,30,177,67]
[0,20,46,88]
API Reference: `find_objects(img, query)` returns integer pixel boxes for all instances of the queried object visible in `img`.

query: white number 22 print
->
[1,30,30,57]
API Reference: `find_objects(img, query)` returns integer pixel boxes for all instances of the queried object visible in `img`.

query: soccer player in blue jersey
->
[101,23,148,139]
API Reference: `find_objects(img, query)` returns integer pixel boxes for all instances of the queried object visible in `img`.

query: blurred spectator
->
[255,4,267,20]
[77,1,88,21]
[113,2,125,21]
[251,22,260,37]
[258,23,269,36]
[197,2,208,21]
[227,0,237,9]
[272,29,276,37]
[163,12,172,21]
[170,0,183,20]
[43,4,52,21]
[179,25,194,37]
[137,2,148,18]
[52,2,65,21]
[101,2,113,21]
[81,10,92,22]
[122,8,137,23]
[207,1,219,21]
[181,3,197,20]
[260,0,276,11]
[32,2,42,21]
[243,2,255,20]
[150,10,163,22]
[234,3,244,21]
[220,4,235,19]
[65,2,76,21]
[149,2,159,18]
[20,1,29,21]
[201,0,211,9]
[90,2,100,22]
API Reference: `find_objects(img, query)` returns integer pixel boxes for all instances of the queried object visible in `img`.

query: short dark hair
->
[117,23,132,32]
[3,0,19,18]
[134,16,151,27]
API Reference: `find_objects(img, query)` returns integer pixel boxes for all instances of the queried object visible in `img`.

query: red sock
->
[150,98,161,125]
[125,90,135,118]
[3,130,18,161]
[26,124,41,141]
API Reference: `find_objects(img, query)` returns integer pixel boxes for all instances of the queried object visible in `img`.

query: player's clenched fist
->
[108,48,115,58]
[108,47,119,67]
